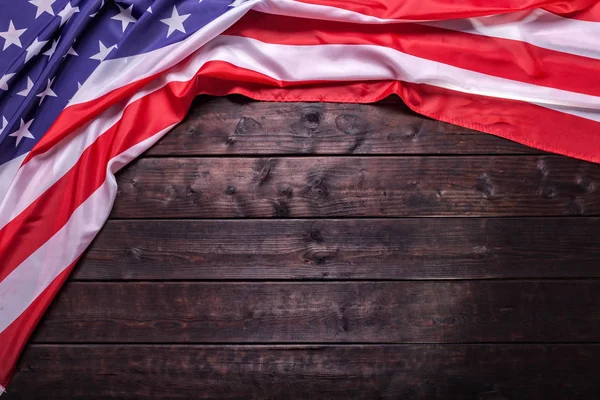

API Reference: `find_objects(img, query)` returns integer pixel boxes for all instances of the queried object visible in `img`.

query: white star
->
[111,4,136,32]
[160,6,190,38]
[66,45,78,56]
[37,77,57,105]
[25,37,48,62]
[9,119,35,147]
[0,116,7,135]
[0,20,27,51]
[29,0,55,18]
[146,6,152,13]
[90,40,117,62]
[90,0,104,17]
[229,0,248,7]
[0,73,15,91]
[17,77,34,97]
[42,39,58,57]
[58,2,79,26]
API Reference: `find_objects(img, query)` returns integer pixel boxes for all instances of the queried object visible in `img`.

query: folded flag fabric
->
[1,0,600,392]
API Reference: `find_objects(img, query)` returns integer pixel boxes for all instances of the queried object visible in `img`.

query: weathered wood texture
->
[9,345,600,400]
[32,281,600,343]
[113,156,600,218]
[147,96,539,155]
[6,97,600,399]
[75,218,600,280]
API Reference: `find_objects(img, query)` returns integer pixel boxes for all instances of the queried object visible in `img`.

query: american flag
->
[0,0,599,393]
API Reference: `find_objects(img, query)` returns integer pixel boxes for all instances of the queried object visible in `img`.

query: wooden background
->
[6,96,600,399]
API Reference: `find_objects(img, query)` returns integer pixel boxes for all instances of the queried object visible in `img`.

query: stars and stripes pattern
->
[1,0,600,393]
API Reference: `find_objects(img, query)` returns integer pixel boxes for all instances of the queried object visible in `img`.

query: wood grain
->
[112,156,600,218]
[75,218,600,280]
[9,96,600,398]
[7,344,600,399]
[32,281,600,343]
[146,96,537,155]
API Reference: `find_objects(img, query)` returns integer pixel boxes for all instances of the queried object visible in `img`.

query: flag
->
[1,0,599,393]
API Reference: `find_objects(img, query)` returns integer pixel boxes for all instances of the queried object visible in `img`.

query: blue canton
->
[0,0,241,166]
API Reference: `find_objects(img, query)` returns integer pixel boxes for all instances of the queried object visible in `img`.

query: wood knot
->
[255,159,274,185]
[536,159,549,180]
[578,176,594,193]
[186,126,198,136]
[540,183,557,199]
[403,123,422,139]
[184,186,200,205]
[338,312,349,332]
[271,200,290,217]
[335,114,368,135]
[185,186,198,196]
[301,250,330,265]
[162,185,178,202]
[234,117,263,135]
[307,175,329,200]
[308,229,324,243]
[475,174,495,199]
[124,247,142,261]
[304,111,320,125]
[225,185,236,195]
[279,186,293,198]
[472,245,489,257]
[567,199,584,215]
[301,108,322,131]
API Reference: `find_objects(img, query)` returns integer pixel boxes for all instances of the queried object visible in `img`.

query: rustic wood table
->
[6,96,600,399]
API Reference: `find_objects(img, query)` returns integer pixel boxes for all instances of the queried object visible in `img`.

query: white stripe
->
[70,0,412,107]
[0,105,125,230]
[0,153,27,204]
[6,32,600,230]
[0,3,254,221]
[252,0,401,23]
[0,25,263,230]
[71,1,600,108]
[423,9,600,60]
[0,126,173,334]
[1,0,377,210]
[203,35,600,114]
[70,0,259,105]
[5,19,600,338]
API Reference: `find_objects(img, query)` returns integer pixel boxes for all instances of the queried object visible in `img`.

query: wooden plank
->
[7,344,600,399]
[32,281,600,343]
[112,156,600,218]
[146,96,537,155]
[75,218,600,280]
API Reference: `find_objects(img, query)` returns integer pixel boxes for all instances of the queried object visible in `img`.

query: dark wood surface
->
[9,345,600,400]
[112,155,599,218]
[31,281,600,343]
[75,218,600,280]
[6,96,600,399]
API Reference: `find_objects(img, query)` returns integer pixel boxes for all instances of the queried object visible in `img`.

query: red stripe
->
[0,75,196,282]
[4,58,600,390]
[23,73,162,164]
[0,262,76,388]
[6,58,600,282]
[294,0,598,20]
[552,1,600,21]
[186,61,600,163]
[225,11,600,98]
